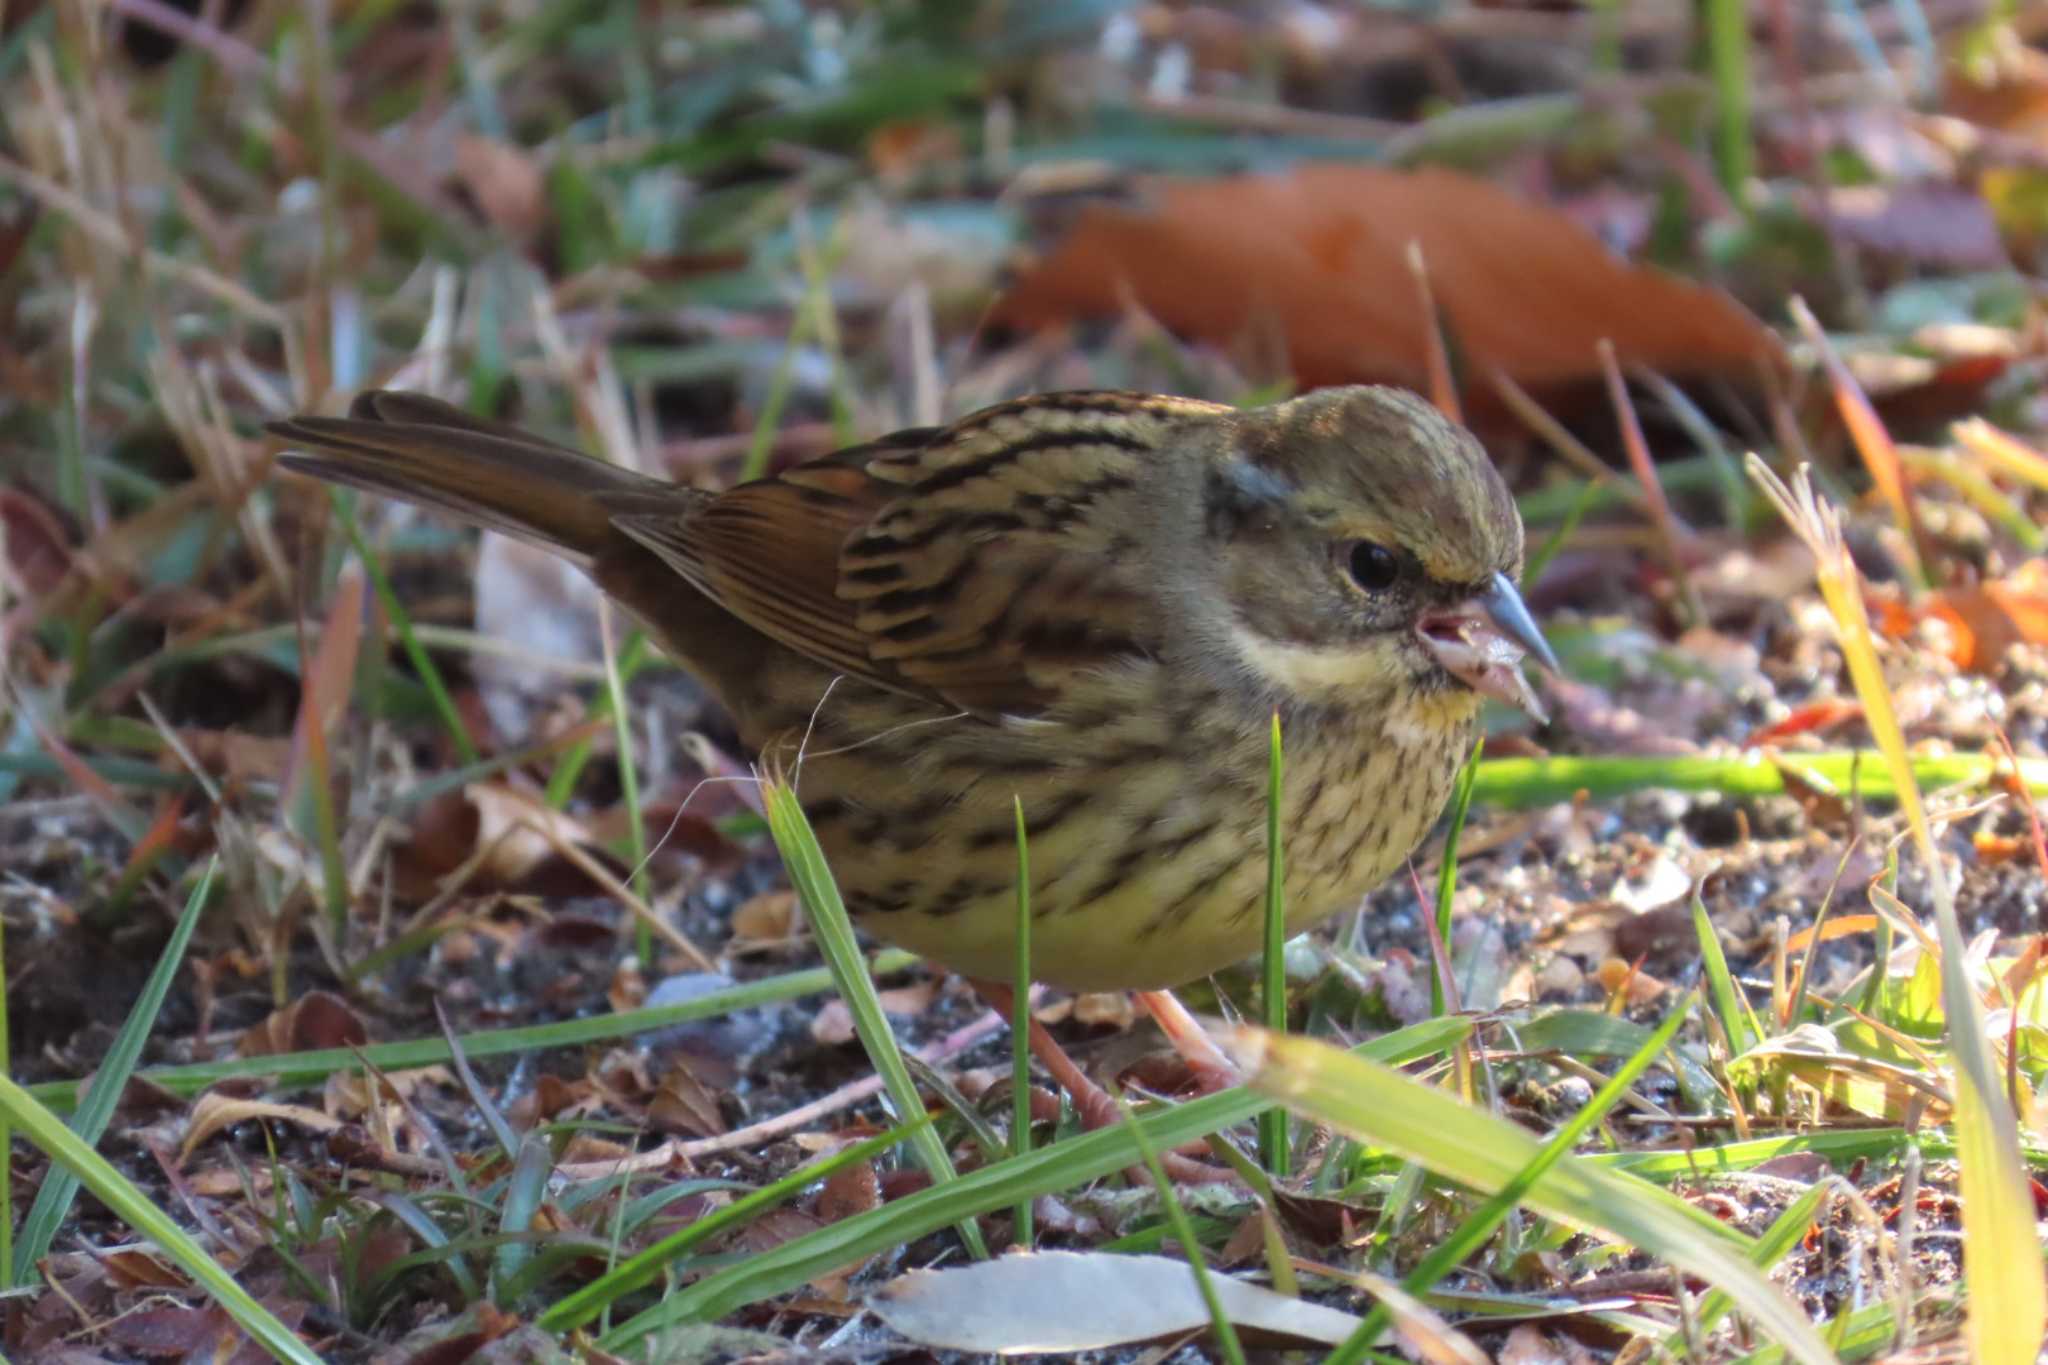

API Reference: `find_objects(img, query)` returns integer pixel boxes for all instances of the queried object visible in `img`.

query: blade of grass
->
[0,1071,321,1362]
[1704,0,1753,199]
[494,1131,554,1294]
[1261,712,1288,1174]
[1599,339,1701,625]
[536,1117,929,1332]
[1234,1025,1835,1365]
[330,489,479,764]
[594,1015,1473,1350]
[597,603,650,961]
[1012,796,1033,1249]
[13,857,218,1282]
[1431,739,1484,1018]
[1693,886,1763,1057]
[27,951,921,1113]
[1746,454,2046,1363]
[1122,1094,1248,1365]
[1326,991,1697,1365]
[543,631,649,808]
[1788,298,1936,591]
[1468,750,2048,808]
[761,773,988,1260]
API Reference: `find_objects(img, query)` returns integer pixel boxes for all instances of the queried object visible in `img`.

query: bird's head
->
[1175,385,1556,721]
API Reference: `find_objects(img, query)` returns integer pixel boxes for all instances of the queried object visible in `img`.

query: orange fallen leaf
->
[1873,559,2048,673]
[993,165,1779,401]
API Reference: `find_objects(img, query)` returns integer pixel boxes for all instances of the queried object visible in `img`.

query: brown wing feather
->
[624,391,1224,717]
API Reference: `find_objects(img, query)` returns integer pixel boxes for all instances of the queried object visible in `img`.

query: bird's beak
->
[1416,572,1559,721]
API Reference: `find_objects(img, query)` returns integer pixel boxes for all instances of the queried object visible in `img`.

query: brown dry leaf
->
[810,981,938,1046]
[324,1065,450,1121]
[95,1247,186,1291]
[992,165,1778,399]
[1593,957,1667,1007]
[180,1094,342,1162]
[395,782,605,894]
[280,567,365,812]
[452,133,547,243]
[1872,559,2048,672]
[105,1303,241,1359]
[729,889,801,947]
[649,1056,728,1138]
[817,1158,882,1223]
[170,728,293,784]
[0,484,77,595]
[1073,992,1139,1029]
[237,990,368,1057]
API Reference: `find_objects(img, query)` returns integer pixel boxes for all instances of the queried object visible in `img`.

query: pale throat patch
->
[1229,625,1405,702]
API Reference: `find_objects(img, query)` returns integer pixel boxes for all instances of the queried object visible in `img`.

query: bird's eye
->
[1345,541,1400,592]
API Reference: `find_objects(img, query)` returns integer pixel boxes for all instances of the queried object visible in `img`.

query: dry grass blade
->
[1786,298,1937,590]
[1744,452,2047,1364]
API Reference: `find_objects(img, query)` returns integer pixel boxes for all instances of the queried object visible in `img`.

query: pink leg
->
[972,981,1235,1184]
[1134,989,1243,1094]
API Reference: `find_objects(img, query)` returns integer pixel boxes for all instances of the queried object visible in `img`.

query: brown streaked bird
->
[270,386,1554,998]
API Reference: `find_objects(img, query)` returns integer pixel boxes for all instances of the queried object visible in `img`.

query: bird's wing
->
[612,392,1229,717]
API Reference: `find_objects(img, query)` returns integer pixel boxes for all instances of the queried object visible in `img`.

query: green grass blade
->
[537,1118,926,1332]
[1012,795,1034,1249]
[1327,990,1696,1364]
[595,1016,1473,1351]
[761,776,987,1260]
[543,631,648,808]
[1692,888,1762,1057]
[13,858,218,1281]
[332,490,479,765]
[1469,750,2048,808]
[1240,1027,1836,1364]
[1261,711,1288,1174]
[1124,1096,1247,1365]
[1431,738,1484,1017]
[0,1073,322,1362]
[26,952,920,1113]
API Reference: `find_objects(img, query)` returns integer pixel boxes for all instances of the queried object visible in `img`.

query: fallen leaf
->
[180,1094,343,1162]
[238,989,367,1056]
[729,890,800,947]
[649,1056,728,1138]
[0,484,77,596]
[992,165,1778,403]
[817,1158,883,1223]
[1871,559,2048,672]
[452,134,547,244]
[868,1251,1372,1352]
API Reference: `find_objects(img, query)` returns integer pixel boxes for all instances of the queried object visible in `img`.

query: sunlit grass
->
[1746,452,2047,1363]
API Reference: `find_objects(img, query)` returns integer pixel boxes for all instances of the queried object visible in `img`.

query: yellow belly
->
[788,687,1475,992]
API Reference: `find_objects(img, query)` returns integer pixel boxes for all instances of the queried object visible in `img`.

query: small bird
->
[271,386,1553,995]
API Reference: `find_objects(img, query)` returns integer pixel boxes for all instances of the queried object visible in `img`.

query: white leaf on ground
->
[867,1250,1372,1353]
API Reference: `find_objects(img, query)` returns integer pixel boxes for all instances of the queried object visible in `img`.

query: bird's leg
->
[1134,989,1243,1095]
[970,980,1234,1184]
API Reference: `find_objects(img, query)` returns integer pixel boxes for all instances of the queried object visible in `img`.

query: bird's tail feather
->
[268,390,674,561]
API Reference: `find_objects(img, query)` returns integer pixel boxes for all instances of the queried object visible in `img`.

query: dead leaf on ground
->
[868,1251,1373,1352]
[237,989,368,1056]
[649,1056,728,1138]
[992,165,1779,404]
[180,1094,343,1163]
[1871,559,2048,672]
[393,781,610,897]
[810,981,938,1045]
[452,133,547,244]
